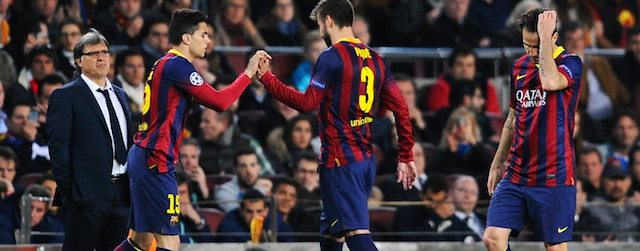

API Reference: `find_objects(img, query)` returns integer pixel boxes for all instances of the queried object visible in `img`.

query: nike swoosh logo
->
[558,226,568,233]
[331,219,339,227]
[516,74,526,80]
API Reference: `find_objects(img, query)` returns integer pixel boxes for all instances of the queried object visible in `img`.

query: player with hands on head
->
[256,1,416,250]
[114,8,270,251]
[483,9,583,251]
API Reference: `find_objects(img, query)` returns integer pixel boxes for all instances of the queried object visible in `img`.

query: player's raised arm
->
[538,11,568,91]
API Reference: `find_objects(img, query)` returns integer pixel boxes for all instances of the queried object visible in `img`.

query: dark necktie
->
[98,89,127,165]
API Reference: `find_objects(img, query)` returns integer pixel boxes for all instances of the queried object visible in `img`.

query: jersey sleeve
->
[259,50,338,113]
[163,58,251,111]
[557,55,583,88]
[509,62,517,109]
[380,62,414,163]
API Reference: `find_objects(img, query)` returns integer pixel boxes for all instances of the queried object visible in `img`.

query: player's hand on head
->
[396,161,417,190]
[537,10,557,39]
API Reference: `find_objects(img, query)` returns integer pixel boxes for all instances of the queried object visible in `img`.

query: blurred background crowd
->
[2,0,640,244]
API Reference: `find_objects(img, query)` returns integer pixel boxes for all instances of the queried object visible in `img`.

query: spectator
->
[136,16,170,72]
[391,0,441,47]
[214,148,270,213]
[451,175,485,241]
[266,114,316,175]
[551,0,596,47]
[1,103,39,177]
[216,188,294,242]
[176,168,213,243]
[113,49,145,115]
[0,146,19,199]
[272,177,316,239]
[577,147,605,198]
[193,57,216,84]
[5,0,57,70]
[214,0,266,47]
[255,98,300,145]
[352,15,370,45]
[394,74,428,142]
[0,184,63,244]
[425,45,500,114]
[34,170,59,216]
[0,0,12,49]
[237,52,273,112]
[204,21,236,77]
[429,80,497,145]
[379,142,428,202]
[627,143,640,201]
[198,108,272,175]
[597,109,639,172]
[290,30,327,92]
[292,150,321,209]
[586,162,640,241]
[392,173,473,241]
[92,0,144,46]
[561,21,630,125]
[257,0,308,46]
[179,138,210,201]
[612,27,640,98]
[424,0,489,48]
[433,107,491,179]
[8,44,58,108]
[590,0,640,48]
[144,0,191,21]
[492,0,542,48]
[573,177,604,242]
[0,80,7,134]
[55,17,84,79]
[467,0,511,39]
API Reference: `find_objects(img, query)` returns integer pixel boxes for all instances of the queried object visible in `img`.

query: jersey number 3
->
[359,66,374,113]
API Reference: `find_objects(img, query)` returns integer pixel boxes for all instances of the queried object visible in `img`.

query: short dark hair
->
[38,73,66,97]
[233,147,257,168]
[35,170,56,185]
[141,15,170,39]
[6,102,31,120]
[449,80,480,108]
[169,9,208,46]
[115,49,144,72]
[310,0,354,28]
[422,172,448,195]
[559,21,584,42]
[0,146,19,168]
[578,147,602,163]
[449,45,476,68]
[240,188,266,209]
[294,150,319,170]
[614,109,639,130]
[272,177,299,194]
[58,17,86,38]
[27,44,58,70]
[176,167,188,186]
[518,8,556,34]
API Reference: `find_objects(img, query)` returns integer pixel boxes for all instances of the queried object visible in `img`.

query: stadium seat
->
[19,173,44,187]
[196,208,225,232]
[368,207,396,233]
[205,174,234,192]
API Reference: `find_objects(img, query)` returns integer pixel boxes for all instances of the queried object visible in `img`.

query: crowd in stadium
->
[1,0,640,245]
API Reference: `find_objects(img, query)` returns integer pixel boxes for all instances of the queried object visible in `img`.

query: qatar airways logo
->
[516,89,547,108]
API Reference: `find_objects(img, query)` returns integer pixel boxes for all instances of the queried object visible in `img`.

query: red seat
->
[196,208,225,232]
[19,173,44,187]
[487,113,506,136]
[205,174,234,192]
[369,207,396,232]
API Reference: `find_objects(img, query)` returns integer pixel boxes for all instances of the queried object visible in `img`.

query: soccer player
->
[114,9,270,251]
[256,0,417,250]
[483,9,583,251]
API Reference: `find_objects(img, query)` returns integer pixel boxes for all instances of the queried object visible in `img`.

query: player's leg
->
[320,234,345,251]
[153,233,181,251]
[344,229,377,251]
[484,180,528,251]
[115,230,153,251]
[526,185,575,251]
[544,242,567,251]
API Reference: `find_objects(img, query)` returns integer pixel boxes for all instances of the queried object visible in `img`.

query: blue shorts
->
[487,180,576,243]
[319,157,376,237]
[128,145,179,235]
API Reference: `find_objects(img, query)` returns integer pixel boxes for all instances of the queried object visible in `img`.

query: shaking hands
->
[244,50,272,79]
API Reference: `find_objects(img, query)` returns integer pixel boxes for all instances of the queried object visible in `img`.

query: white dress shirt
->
[82,74,128,175]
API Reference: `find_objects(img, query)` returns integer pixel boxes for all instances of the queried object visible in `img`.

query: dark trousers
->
[62,180,130,251]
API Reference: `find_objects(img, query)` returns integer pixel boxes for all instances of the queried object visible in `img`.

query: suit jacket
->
[47,77,133,206]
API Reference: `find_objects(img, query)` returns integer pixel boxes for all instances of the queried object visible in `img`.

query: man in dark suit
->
[47,28,132,251]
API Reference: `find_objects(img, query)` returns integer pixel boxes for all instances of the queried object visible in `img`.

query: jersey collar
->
[535,46,565,68]
[167,49,188,60]
[336,38,362,44]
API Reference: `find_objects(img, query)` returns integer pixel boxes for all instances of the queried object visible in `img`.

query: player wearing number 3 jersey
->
[256,1,416,250]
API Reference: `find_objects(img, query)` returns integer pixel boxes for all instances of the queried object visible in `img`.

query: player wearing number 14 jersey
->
[257,1,416,250]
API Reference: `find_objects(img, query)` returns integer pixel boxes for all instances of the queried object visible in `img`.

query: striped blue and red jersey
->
[134,49,251,173]
[260,38,414,167]
[505,46,583,187]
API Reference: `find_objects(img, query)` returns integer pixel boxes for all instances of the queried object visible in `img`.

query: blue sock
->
[113,237,142,251]
[345,234,377,251]
[320,236,344,251]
